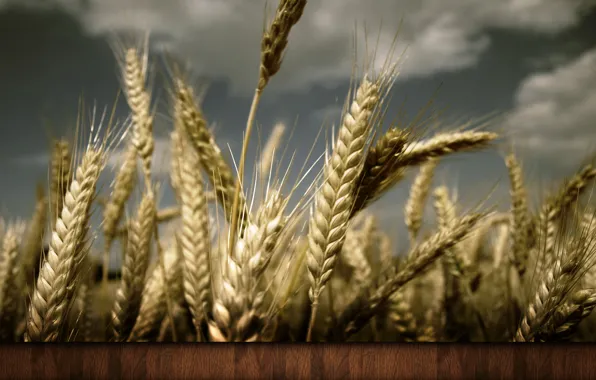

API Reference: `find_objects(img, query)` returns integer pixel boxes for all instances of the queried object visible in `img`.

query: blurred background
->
[1,0,596,266]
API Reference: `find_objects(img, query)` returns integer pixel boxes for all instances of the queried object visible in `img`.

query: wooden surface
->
[0,344,594,379]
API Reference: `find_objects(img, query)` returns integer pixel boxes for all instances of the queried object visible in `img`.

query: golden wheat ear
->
[330,212,486,341]
[26,148,105,342]
[405,159,438,246]
[175,135,211,341]
[110,190,156,342]
[305,76,380,341]
[514,211,596,342]
[174,79,246,226]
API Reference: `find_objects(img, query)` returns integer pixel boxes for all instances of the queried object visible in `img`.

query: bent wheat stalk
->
[228,0,308,258]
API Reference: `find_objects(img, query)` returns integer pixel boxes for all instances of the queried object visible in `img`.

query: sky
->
[1,0,596,253]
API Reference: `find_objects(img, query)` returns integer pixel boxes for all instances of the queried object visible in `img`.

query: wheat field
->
[1,0,596,343]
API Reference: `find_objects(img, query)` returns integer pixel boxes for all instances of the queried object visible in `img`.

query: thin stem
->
[228,88,263,255]
[306,299,319,342]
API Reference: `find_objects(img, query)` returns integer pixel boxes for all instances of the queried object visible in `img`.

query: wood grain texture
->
[1,344,595,379]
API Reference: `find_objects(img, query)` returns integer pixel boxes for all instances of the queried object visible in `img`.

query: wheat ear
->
[405,159,438,245]
[175,80,245,225]
[26,148,103,342]
[49,139,72,230]
[353,127,408,213]
[331,213,484,340]
[305,77,379,341]
[123,48,153,187]
[170,129,184,196]
[102,144,138,283]
[388,290,418,342]
[209,190,286,342]
[248,189,287,278]
[111,190,156,341]
[539,289,596,341]
[397,131,498,168]
[536,164,596,270]
[341,225,372,290]
[514,241,591,342]
[129,243,180,342]
[0,224,25,341]
[178,140,211,340]
[505,153,532,277]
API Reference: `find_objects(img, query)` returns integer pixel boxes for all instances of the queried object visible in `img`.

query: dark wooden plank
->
[284,345,310,379]
[0,345,30,380]
[2,344,596,379]
[121,344,146,380]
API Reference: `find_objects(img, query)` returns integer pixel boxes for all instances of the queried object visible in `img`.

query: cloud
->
[12,151,50,167]
[2,0,589,96]
[505,47,596,169]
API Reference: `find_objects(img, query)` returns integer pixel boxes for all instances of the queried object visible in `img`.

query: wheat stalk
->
[228,0,308,259]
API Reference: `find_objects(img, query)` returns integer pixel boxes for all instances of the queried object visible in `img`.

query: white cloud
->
[506,47,596,168]
[2,0,588,95]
